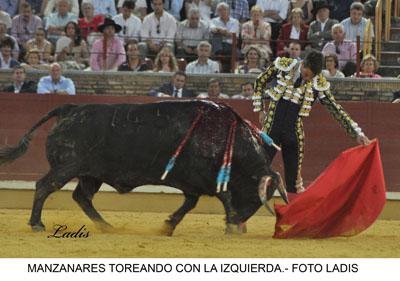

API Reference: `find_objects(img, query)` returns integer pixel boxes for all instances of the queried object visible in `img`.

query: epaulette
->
[273,57,298,72]
[312,74,330,92]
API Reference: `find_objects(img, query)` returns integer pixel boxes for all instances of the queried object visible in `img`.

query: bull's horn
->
[275,172,289,204]
[263,200,275,216]
[258,176,275,216]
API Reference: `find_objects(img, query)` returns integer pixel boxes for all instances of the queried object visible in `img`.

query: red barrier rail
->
[0,94,399,192]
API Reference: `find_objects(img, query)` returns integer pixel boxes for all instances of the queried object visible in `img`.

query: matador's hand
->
[357,135,371,146]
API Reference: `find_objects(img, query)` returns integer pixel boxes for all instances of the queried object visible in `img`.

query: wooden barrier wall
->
[0,94,399,192]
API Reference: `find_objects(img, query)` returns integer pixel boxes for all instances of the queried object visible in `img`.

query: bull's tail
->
[0,104,77,165]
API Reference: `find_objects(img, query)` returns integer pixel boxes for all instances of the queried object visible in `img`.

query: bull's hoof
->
[239,222,247,234]
[31,224,46,232]
[160,220,175,236]
[225,223,243,235]
[97,223,114,233]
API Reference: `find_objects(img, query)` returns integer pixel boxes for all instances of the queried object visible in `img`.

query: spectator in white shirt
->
[256,0,289,53]
[175,7,209,62]
[45,0,78,43]
[0,9,12,29]
[209,2,239,56]
[44,0,79,17]
[113,0,142,43]
[340,2,374,48]
[139,0,177,58]
[118,0,148,20]
[185,40,220,74]
[185,0,213,23]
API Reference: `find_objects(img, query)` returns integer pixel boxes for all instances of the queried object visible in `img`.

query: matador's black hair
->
[303,50,324,75]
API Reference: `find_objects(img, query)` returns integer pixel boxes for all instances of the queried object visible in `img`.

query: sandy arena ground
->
[0,209,399,258]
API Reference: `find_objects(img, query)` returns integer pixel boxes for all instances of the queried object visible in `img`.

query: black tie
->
[169,0,172,10]
[174,88,179,97]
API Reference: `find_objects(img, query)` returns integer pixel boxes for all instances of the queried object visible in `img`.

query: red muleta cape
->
[274,140,386,239]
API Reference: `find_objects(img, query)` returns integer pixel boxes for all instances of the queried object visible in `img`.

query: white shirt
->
[141,11,177,44]
[13,82,23,93]
[0,57,11,69]
[55,36,72,54]
[44,0,79,17]
[290,25,300,39]
[185,59,220,74]
[0,11,12,29]
[173,87,183,98]
[113,13,142,42]
[197,93,229,99]
[318,17,329,32]
[118,0,146,9]
[256,0,288,23]
[186,1,212,23]
[210,17,240,44]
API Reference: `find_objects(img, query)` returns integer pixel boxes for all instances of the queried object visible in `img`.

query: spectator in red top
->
[78,0,104,41]
[276,8,308,57]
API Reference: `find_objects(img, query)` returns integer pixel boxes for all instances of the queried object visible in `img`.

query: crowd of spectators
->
[0,0,390,97]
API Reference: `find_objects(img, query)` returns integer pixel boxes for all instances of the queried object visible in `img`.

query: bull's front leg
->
[216,191,242,234]
[161,193,199,236]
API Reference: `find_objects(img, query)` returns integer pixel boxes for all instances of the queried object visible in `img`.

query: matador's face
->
[300,63,315,82]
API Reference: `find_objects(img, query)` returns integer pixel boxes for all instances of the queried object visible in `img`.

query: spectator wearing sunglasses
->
[322,23,356,76]
[113,0,142,44]
[11,2,42,49]
[139,0,177,58]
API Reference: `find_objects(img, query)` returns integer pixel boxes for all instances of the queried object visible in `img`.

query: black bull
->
[0,100,287,235]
